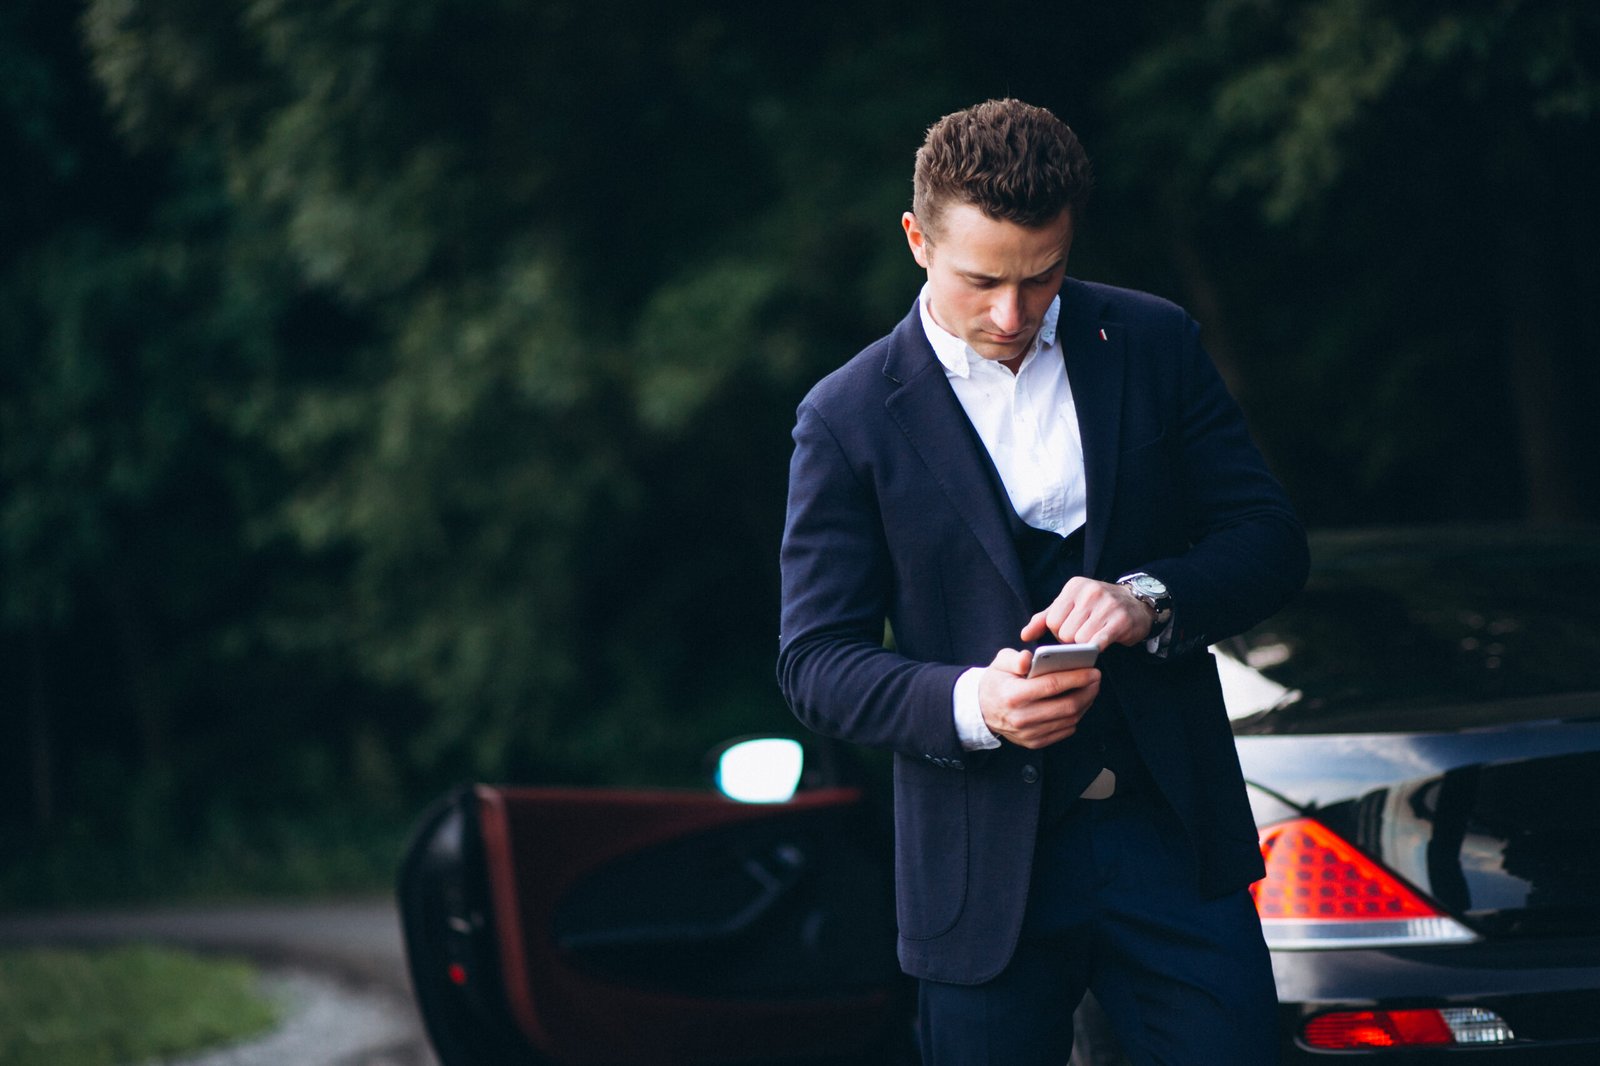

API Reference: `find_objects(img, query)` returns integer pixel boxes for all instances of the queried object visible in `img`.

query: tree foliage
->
[1104,0,1600,523]
[2,0,1595,890]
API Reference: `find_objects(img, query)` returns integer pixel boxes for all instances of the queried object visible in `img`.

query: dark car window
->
[1221,527,1600,734]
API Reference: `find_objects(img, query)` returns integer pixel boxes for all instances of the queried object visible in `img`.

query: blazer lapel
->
[1059,283,1124,578]
[880,308,1031,611]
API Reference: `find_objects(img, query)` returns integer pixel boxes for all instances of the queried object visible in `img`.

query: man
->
[777,99,1307,1064]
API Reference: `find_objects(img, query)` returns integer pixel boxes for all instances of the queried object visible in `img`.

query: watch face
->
[1131,573,1168,597]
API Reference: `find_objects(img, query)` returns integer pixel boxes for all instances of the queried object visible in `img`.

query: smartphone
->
[1027,643,1100,678]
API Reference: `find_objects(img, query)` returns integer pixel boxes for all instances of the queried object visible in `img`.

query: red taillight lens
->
[1303,1009,1453,1049]
[1253,817,1435,920]
[1251,817,1477,948]
[1302,1007,1515,1049]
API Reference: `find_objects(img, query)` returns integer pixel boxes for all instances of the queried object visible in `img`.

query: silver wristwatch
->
[1117,572,1173,626]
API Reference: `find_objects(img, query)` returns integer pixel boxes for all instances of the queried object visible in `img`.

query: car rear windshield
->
[1221,527,1600,734]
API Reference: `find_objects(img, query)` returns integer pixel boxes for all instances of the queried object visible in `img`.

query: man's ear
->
[902,211,931,269]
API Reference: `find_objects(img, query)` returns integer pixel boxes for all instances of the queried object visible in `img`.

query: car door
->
[401,780,906,1066]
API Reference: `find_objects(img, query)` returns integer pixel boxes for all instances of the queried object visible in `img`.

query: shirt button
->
[1021,764,1039,784]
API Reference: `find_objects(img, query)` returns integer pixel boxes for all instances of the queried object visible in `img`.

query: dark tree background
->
[3,0,1596,902]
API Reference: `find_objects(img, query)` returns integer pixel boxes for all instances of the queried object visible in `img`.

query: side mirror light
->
[714,737,805,804]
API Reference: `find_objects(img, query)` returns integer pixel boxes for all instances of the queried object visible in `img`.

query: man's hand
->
[1020,576,1154,649]
[978,648,1101,750]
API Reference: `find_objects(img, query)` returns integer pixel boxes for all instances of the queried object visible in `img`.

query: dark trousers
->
[917,794,1279,1065]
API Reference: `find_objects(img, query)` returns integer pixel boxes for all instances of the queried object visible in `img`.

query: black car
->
[399,527,1600,1064]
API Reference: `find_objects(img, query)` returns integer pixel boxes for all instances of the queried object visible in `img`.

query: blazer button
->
[1021,764,1039,784]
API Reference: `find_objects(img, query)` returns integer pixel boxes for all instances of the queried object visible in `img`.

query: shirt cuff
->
[1146,614,1175,657]
[953,667,1001,750]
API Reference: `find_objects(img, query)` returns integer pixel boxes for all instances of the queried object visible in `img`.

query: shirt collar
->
[917,283,1061,378]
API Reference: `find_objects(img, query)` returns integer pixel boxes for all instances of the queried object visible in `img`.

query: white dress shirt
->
[918,286,1086,751]
[919,287,1088,537]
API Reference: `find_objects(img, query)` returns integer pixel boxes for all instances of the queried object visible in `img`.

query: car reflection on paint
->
[399,526,1600,1064]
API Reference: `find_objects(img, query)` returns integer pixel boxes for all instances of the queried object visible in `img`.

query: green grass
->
[0,945,280,1066]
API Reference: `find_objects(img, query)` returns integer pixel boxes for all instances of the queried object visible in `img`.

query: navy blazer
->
[777,278,1308,984]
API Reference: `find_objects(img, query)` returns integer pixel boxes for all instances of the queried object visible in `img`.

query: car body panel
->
[1234,713,1600,808]
[1238,720,1600,940]
[403,782,905,1066]
[1221,527,1600,1060]
[1269,935,1600,1004]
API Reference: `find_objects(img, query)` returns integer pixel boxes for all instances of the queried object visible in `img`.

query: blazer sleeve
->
[776,399,971,764]
[1138,315,1309,655]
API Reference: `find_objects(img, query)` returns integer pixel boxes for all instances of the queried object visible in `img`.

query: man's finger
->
[990,646,1031,676]
[1033,666,1099,694]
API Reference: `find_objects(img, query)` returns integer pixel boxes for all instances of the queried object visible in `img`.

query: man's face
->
[903,202,1073,368]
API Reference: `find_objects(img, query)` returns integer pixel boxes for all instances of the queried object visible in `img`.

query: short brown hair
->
[912,99,1093,238]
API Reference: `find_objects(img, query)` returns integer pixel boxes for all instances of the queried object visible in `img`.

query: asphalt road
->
[0,898,439,1066]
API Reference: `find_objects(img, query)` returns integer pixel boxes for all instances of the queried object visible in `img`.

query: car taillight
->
[1303,1008,1515,1049]
[1252,817,1477,949]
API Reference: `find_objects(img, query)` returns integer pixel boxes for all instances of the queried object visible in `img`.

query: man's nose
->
[991,289,1024,333]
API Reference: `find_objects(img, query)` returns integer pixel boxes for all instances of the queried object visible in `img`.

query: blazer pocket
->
[892,759,969,941]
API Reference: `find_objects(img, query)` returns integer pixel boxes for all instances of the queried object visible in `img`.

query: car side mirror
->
[713,737,805,804]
